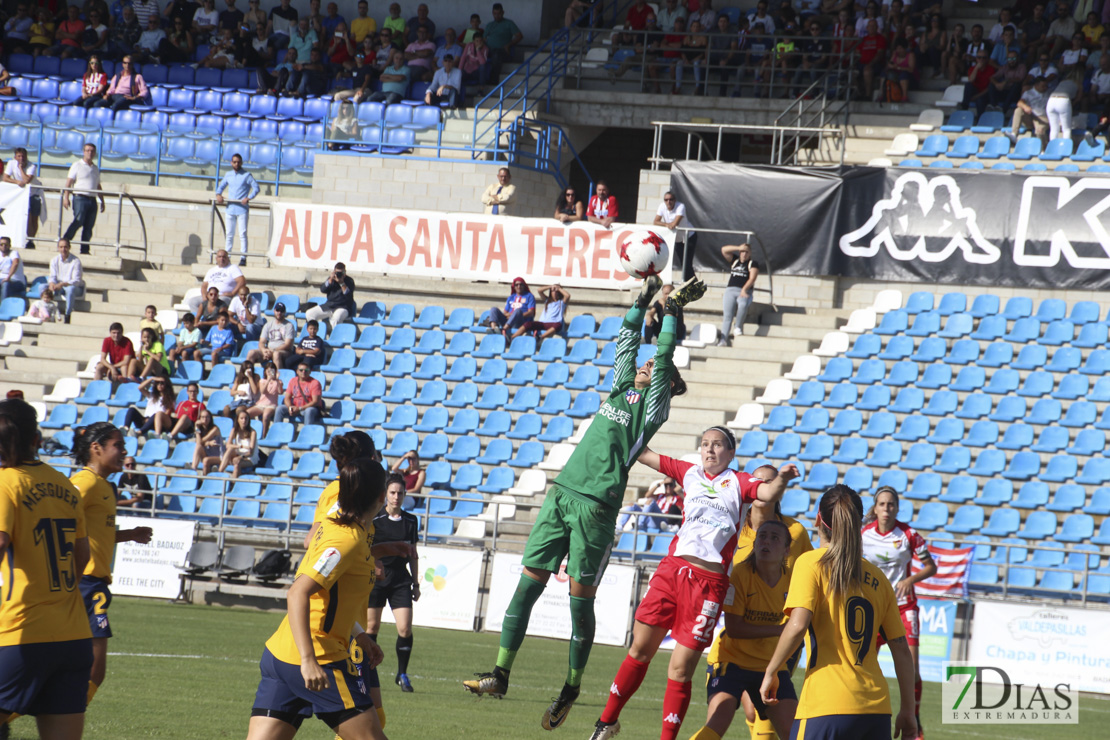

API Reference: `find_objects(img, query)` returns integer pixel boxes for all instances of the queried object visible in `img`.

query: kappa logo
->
[1013,176,1110,268]
[664,713,682,724]
[610,683,622,697]
[839,172,1000,265]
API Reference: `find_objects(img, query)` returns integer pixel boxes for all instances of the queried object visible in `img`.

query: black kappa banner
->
[671,161,1110,290]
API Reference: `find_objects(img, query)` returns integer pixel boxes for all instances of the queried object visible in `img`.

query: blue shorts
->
[80,576,113,639]
[791,713,891,740]
[706,663,796,721]
[348,636,380,690]
[251,648,373,730]
[0,638,93,716]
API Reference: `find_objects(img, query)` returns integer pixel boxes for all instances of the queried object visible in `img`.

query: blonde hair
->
[817,485,864,600]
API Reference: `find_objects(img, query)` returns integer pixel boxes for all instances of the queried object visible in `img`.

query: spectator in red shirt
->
[626,0,652,30]
[275,363,324,425]
[94,322,134,382]
[587,180,619,228]
[961,49,996,115]
[858,19,887,101]
[47,4,85,58]
[168,381,206,438]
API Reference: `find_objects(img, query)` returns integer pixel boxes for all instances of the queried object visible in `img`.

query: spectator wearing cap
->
[305,262,356,326]
[482,167,515,215]
[484,278,535,338]
[275,362,324,426]
[485,3,522,79]
[246,301,296,368]
[188,248,246,313]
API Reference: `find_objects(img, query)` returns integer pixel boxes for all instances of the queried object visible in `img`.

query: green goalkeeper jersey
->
[553,305,678,512]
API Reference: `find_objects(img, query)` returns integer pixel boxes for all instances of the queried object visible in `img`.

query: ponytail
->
[329,430,376,468]
[817,484,864,600]
[331,457,387,528]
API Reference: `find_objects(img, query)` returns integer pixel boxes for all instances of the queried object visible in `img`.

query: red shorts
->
[634,556,729,651]
[877,603,919,648]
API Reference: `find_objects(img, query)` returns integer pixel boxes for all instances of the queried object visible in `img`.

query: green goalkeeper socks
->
[496,573,547,671]
[566,595,596,688]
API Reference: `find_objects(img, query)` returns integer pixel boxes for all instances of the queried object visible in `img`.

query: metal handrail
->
[40,185,149,261]
[649,119,844,170]
[672,225,775,311]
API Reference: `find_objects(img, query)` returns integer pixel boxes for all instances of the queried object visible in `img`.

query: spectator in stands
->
[304,0,324,34]
[95,322,134,382]
[248,360,282,434]
[463,13,482,44]
[122,375,176,438]
[49,239,85,324]
[201,310,236,367]
[553,186,584,222]
[306,262,356,327]
[81,10,109,57]
[219,407,257,476]
[228,284,264,342]
[243,0,265,31]
[857,19,888,100]
[0,237,25,302]
[1021,4,1046,62]
[625,0,652,30]
[1088,33,1110,70]
[409,3,435,39]
[78,55,109,108]
[383,2,405,40]
[460,29,491,86]
[327,99,360,148]
[326,20,355,72]
[220,0,245,33]
[707,13,739,96]
[133,15,165,63]
[3,149,40,251]
[321,1,343,35]
[990,25,1021,66]
[673,18,708,95]
[748,0,776,34]
[643,284,686,343]
[405,24,437,81]
[108,5,142,59]
[168,311,200,364]
[1083,11,1104,47]
[436,26,463,67]
[587,180,619,228]
[222,359,260,416]
[986,49,1026,110]
[1026,51,1059,87]
[4,4,34,53]
[960,47,996,115]
[485,277,535,337]
[130,326,169,379]
[168,381,205,437]
[28,9,56,57]
[425,54,461,106]
[796,18,831,92]
[486,2,522,79]
[482,167,516,215]
[275,362,324,426]
[215,154,260,266]
[117,456,152,507]
[657,0,687,32]
[191,249,246,313]
[1060,31,1088,85]
[257,47,297,93]
[289,16,317,62]
[95,55,149,111]
[1086,68,1110,142]
[140,304,164,342]
[165,0,199,27]
[28,287,61,323]
[351,0,375,43]
[244,21,275,67]
[392,450,426,504]
[247,302,295,368]
[160,15,194,63]
[200,27,240,68]
[1045,0,1076,58]
[368,48,410,104]
[653,191,685,233]
[884,36,915,101]
[294,319,328,369]
[195,287,225,332]
[942,23,967,84]
[192,407,224,474]
[514,284,570,339]
[50,5,85,59]
[266,0,296,50]
[917,14,946,77]
[719,243,760,344]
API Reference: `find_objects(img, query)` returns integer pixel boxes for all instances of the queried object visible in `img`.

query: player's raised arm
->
[755,464,800,503]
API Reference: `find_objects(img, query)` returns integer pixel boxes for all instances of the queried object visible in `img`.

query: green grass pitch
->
[12,597,1106,739]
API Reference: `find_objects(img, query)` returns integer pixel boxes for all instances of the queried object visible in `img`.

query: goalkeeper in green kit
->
[463,273,708,731]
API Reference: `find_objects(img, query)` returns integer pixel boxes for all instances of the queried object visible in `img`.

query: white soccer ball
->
[617,229,669,280]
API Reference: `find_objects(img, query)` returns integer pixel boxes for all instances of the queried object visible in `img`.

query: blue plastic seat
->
[1016,510,1057,540]
[794,408,830,434]
[830,438,868,465]
[508,440,544,466]
[816,356,852,382]
[1008,137,1042,160]
[901,442,936,471]
[945,504,985,534]
[1056,513,1095,543]
[859,412,895,439]
[74,380,111,406]
[915,134,949,157]
[288,424,326,451]
[737,431,769,457]
[922,417,962,445]
[939,475,977,504]
[789,381,824,407]
[981,508,1021,537]
[1040,454,1079,483]
[567,391,601,418]
[909,337,945,362]
[850,359,885,385]
[1037,299,1066,321]
[925,390,960,417]
[476,411,511,437]
[1067,428,1105,456]
[505,387,540,413]
[865,440,901,468]
[883,361,918,387]
[797,434,833,462]
[821,383,858,409]
[893,414,930,442]
[846,333,880,359]
[906,311,940,337]
[767,433,802,460]
[934,446,971,474]
[950,366,985,392]
[912,502,948,531]
[885,387,920,414]
[443,435,480,463]
[904,471,941,501]
[761,406,797,432]
[1039,319,1074,346]
[1039,137,1073,161]
[539,417,574,443]
[874,310,908,335]
[857,385,893,411]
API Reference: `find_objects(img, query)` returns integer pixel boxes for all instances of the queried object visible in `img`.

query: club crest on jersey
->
[892,538,902,548]
[625,389,642,404]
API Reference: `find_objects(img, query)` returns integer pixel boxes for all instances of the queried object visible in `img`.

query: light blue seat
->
[288,425,326,450]
[947,135,979,158]
[473,334,507,359]
[476,411,511,438]
[1008,137,1042,160]
[798,434,833,462]
[842,467,873,493]
[821,383,858,409]
[865,440,901,468]
[1077,457,1110,485]
[789,381,824,407]
[939,476,977,504]
[997,423,1034,450]
[925,417,964,445]
[915,134,948,157]
[874,310,908,335]
[965,419,999,447]
[761,406,797,432]
[830,438,868,465]
[1081,348,1110,375]
[1041,454,1079,483]
[970,315,1007,341]
[352,326,385,350]
[883,361,918,387]
[381,303,415,327]
[508,441,545,467]
[352,350,386,376]
[886,387,921,414]
[351,377,385,402]
[74,380,111,406]
[413,380,447,406]
[899,158,923,167]
[1002,451,1040,481]
[946,504,985,534]
[539,417,574,443]
[1055,513,1095,543]
[850,359,885,385]
[912,502,948,531]
[503,336,536,361]
[443,382,479,408]
[934,445,971,474]
[1016,510,1057,540]
[738,431,769,457]
[941,110,974,132]
[825,409,859,436]
[566,391,601,418]
[444,435,481,463]
[795,408,831,434]
[860,412,895,439]
[1039,319,1074,346]
[900,442,936,471]
[767,433,802,460]
[908,337,945,362]
[950,366,985,392]
[566,339,598,365]
[413,355,447,380]
[504,360,538,387]
[1026,398,1062,424]
[904,291,934,314]
[906,310,940,337]
[846,333,880,359]
[1068,301,1100,325]
[351,403,387,429]
[959,392,997,420]
[857,385,893,411]
[905,471,942,500]
[921,389,957,417]
[535,362,570,388]
[1039,138,1073,161]
[981,508,1021,537]
[413,407,449,434]
[1012,481,1049,509]
[893,415,930,442]
[412,329,446,355]
[474,385,508,411]
[1067,428,1105,456]
[381,378,417,405]
[474,358,507,385]
[1045,346,1081,373]
[816,356,852,382]
[505,387,540,412]
[1052,373,1088,401]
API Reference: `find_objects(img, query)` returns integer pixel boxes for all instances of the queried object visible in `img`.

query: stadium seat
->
[883,361,918,387]
[504,336,536,361]
[566,339,599,365]
[981,508,1021,537]
[860,412,895,439]
[964,420,999,447]
[288,424,326,450]
[821,383,858,409]
[1016,511,1057,540]
[874,310,908,335]
[798,435,834,462]
[738,431,768,457]
[830,438,868,465]
[901,442,937,471]
[473,335,507,359]
[796,408,832,434]
[946,339,980,365]
[566,391,601,418]
[508,441,545,467]
[535,363,570,388]
[893,415,930,442]
[884,387,919,413]
[762,406,797,432]
[767,433,802,460]
[949,366,985,392]
[877,336,913,362]
[945,504,985,534]
[1026,398,1062,425]
[539,417,574,444]
[816,356,852,383]
[906,311,940,337]
[939,476,977,504]
[846,333,880,359]
[864,440,901,468]
[1067,428,1105,456]
[505,387,540,413]
[912,502,948,531]
[909,337,946,362]
[412,355,447,380]
[924,390,959,417]
[1045,346,1082,373]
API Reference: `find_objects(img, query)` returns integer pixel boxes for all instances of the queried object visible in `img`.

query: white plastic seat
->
[672,345,690,369]
[884,133,919,156]
[680,453,701,464]
[478,494,517,522]
[910,108,944,132]
[76,353,101,380]
[935,84,964,109]
[682,323,718,348]
[174,288,202,312]
[873,289,904,313]
[508,469,547,497]
[43,376,81,403]
[813,331,849,357]
[0,322,23,345]
[569,417,591,443]
[726,402,765,430]
[453,518,486,539]
[755,378,793,405]
[867,157,893,167]
[581,47,609,68]
[124,331,141,348]
[538,443,575,472]
[28,401,46,421]
[784,354,821,381]
[840,307,877,333]
[157,309,179,332]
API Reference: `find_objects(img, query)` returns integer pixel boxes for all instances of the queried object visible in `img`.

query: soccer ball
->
[617,229,669,280]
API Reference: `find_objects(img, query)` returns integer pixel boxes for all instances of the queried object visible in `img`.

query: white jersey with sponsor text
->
[861,520,928,608]
[658,456,760,569]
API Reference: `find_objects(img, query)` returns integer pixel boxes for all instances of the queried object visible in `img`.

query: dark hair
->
[217,310,230,319]
[141,326,157,345]
[72,422,121,467]
[329,430,377,468]
[554,189,577,209]
[741,519,793,572]
[332,457,387,527]
[817,484,865,599]
[154,377,175,409]
[109,322,124,333]
[671,369,687,397]
[386,472,407,490]
[307,319,319,329]
[183,312,195,323]
[0,399,39,466]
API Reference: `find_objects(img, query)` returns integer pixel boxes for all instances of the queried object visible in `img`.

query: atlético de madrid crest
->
[625,389,642,404]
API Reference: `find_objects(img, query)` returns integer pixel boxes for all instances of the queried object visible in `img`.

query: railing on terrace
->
[41,459,1110,605]
[649,119,844,169]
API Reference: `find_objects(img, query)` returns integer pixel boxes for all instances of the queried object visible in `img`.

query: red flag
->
[912,545,971,599]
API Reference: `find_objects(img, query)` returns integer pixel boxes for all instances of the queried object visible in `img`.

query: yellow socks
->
[87,681,99,706]
[688,728,722,740]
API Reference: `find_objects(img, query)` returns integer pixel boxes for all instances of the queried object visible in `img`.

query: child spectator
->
[94,322,135,382]
[222,360,260,416]
[169,312,201,364]
[27,287,61,323]
[202,310,236,366]
[168,381,206,437]
[140,304,164,342]
[129,326,170,378]
[192,407,224,474]
[462,13,482,43]
[295,319,327,368]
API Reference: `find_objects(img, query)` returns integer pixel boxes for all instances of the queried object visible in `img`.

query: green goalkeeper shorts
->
[521,484,618,588]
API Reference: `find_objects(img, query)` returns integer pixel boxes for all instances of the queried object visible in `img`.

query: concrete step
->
[6,355,79,377]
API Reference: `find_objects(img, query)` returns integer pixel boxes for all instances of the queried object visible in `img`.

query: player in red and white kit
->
[861,485,936,740]
[588,426,799,740]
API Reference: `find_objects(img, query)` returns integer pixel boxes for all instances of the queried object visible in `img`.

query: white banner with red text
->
[485,553,636,646]
[267,204,673,290]
[376,545,484,632]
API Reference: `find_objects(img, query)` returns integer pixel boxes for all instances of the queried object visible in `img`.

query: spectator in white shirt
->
[188,249,247,312]
[2,147,42,250]
[425,54,461,107]
[228,284,266,342]
[0,237,25,302]
[653,191,686,231]
[63,143,105,255]
[48,239,85,323]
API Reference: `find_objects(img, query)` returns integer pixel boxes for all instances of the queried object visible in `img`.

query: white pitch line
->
[108,652,256,663]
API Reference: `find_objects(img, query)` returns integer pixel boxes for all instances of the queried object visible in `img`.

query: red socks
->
[599,656,649,725]
[660,678,692,740]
